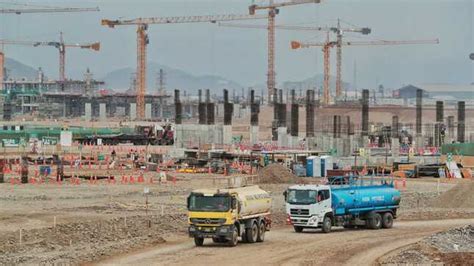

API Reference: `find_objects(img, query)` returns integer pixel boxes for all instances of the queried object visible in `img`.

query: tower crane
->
[218,20,370,101]
[0,35,100,82]
[248,0,322,104]
[0,4,99,88]
[0,7,99,14]
[291,38,440,105]
[0,2,98,14]
[101,14,267,120]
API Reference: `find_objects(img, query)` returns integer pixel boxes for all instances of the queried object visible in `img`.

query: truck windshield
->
[188,195,230,212]
[287,190,318,205]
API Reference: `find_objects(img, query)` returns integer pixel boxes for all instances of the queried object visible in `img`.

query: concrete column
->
[250,126,259,145]
[84,103,92,121]
[277,127,288,148]
[174,124,183,148]
[223,125,232,145]
[99,103,106,122]
[288,135,299,149]
[341,138,351,156]
[391,138,400,158]
[130,103,137,121]
[306,137,316,150]
[145,103,152,120]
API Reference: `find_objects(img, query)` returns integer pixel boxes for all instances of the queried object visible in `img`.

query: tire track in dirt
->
[99,218,474,265]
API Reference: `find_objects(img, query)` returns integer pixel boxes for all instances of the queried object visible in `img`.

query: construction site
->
[0,0,473,265]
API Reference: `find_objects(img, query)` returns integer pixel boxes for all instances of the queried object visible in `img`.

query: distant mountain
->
[4,57,39,80]
[282,74,351,91]
[102,62,244,93]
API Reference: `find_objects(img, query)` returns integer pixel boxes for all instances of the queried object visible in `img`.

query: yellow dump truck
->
[187,185,272,247]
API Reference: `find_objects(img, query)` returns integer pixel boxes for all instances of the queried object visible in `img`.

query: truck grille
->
[290,208,309,216]
[190,218,226,225]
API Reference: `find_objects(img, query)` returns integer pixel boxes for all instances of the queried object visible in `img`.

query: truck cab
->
[187,190,239,246]
[285,182,400,233]
[284,185,333,232]
[187,186,271,247]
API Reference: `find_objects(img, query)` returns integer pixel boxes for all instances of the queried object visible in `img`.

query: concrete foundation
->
[174,124,226,148]
[250,126,259,145]
[84,103,91,121]
[277,127,288,148]
[130,103,137,121]
[145,103,152,119]
[99,103,106,122]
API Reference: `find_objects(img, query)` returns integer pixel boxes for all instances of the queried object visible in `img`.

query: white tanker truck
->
[187,185,272,247]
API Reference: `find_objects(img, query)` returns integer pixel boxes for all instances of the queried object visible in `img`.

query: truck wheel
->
[382,212,394,229]
[194,237,204,246]
[246,222,258,243]
[368,213,382,229]
[257,221,265,242]
[228,229,238,247]
[294,226,303,233]
[322,216,332,233]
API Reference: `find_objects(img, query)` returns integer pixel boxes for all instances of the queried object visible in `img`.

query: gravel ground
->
[425,225,474,252]
[0,175,472,264]
[380,225,474,265]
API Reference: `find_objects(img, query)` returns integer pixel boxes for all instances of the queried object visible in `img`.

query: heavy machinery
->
[187,185,272,247]
[284,179,401,233]
[76,124,174,145]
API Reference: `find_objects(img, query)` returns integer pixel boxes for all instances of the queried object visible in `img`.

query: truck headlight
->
[189,226,196,232]
[309,216,318,223]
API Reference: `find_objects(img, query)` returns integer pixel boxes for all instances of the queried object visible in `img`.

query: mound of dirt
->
[425,225,474,252]
[432,182,474,208]
[257,164,303,184]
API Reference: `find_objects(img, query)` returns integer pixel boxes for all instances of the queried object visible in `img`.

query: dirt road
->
[100,218,473,266]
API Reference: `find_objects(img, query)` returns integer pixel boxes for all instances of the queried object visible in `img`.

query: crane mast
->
[336,19,343,98]
[248,0,322,105]
[101,13,267,120]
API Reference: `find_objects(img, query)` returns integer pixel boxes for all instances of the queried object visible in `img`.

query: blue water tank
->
[331,184,401,216]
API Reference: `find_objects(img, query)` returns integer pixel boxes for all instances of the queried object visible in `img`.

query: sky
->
[0,0,473,90]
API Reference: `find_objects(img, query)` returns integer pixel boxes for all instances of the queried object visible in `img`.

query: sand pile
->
[257,164,302,184]
[432,182,474,208]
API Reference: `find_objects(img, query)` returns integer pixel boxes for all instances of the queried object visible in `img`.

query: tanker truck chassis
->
[284,183,401,233]
[187,186,272,247]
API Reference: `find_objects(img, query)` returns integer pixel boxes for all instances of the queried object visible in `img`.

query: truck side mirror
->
[186,196,190,209]
[283,191,287,201]
[231,198,237,209]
